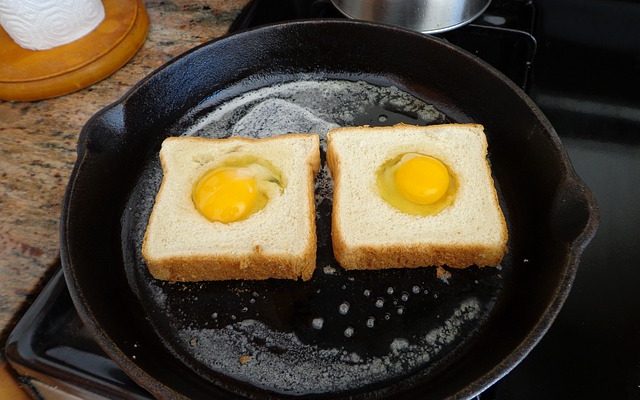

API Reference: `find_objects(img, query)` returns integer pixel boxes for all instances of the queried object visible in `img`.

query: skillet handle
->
[549,174,599,251]
[76,103,125,158]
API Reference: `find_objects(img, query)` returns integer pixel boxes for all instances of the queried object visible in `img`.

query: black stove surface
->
[230,0,537,90]
[6,0,640,399]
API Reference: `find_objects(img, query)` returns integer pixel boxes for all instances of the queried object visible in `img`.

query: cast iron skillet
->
[61,21,598,399]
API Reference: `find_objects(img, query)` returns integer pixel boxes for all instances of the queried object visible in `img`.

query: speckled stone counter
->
[0,0,250,345]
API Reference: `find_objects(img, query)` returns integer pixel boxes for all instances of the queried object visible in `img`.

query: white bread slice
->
[142,134,320,281]
[327,123,508,270]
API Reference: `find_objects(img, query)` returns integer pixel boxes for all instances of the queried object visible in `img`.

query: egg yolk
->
[192,156,283,223]
[377,153,457,216]
[394,155,450,205]
[193,168,258,223]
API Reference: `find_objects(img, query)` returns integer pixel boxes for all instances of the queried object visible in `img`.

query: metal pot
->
[331,0,492,33]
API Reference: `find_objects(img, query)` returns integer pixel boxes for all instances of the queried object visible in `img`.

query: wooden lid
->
[0,0,148,101]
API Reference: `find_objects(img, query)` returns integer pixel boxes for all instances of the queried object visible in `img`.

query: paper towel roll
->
[0,0,105,50]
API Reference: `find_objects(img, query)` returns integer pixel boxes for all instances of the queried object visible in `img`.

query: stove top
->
[230,0,537,90]
[7,0,640,399]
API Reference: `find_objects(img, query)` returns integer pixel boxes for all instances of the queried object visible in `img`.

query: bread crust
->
[333,242,507,270]
[157,133,319,148]
[142,133,320,281]
[146,250,316,281]
[328,123,508,270]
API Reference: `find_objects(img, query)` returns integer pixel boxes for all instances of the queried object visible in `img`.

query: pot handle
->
[76,103,125,159]
[549,174,599,251]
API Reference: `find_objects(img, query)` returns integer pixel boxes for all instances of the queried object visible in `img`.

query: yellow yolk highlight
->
[193,168,258,223]
[394,155,450,205]
[192,156,283,224]
[377,153,457,216]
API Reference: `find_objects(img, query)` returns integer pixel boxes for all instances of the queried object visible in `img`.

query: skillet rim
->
[60,19,599,399]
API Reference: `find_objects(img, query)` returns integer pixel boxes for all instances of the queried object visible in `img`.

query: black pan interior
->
[61,21,597,399]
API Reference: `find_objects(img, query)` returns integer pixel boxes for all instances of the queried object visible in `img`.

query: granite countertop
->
[0,0,250,347]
